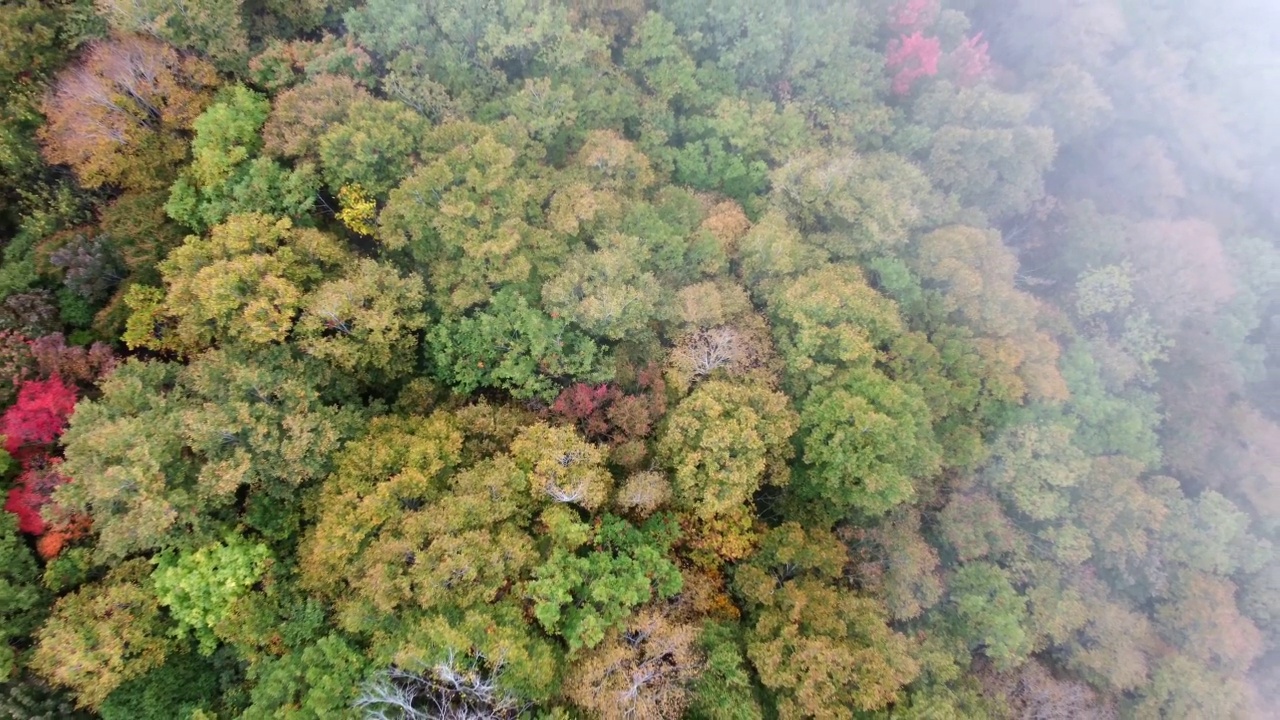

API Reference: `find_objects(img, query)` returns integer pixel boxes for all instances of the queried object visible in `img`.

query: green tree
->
[385,603,561,706]
[793,368,941,518]
[510,422,613,512]
[151,536,272,655]
[123,213,349,353]
[98,652,225,720]
[346,0,600,105]
[527,514,683,651]
[946,562,1032,671]
[687,621,764,720]
[242,634,370,720]
[772,150,935,259]
[165,85,319,232]
[57,348,365,560]
[318,98,428,198]
[909,82,1057,221]
[0,511,46,681]
[541,234,663,341]
[96,0,251,70]
[378,122,564,310]
[766,264,906,394]
[427,289,611,401]
[656,378,798,519]
[982,421,1088,523]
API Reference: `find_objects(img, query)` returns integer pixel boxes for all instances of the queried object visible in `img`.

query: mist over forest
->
[0,0,1277,718]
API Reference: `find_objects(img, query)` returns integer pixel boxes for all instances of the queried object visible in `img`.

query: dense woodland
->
[0,0,1278,717]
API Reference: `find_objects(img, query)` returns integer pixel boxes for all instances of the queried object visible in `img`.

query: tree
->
[733,212,827,290]
[793,368,941,518]
[686,621,764,720]
[151,536,272,655]
[345,0,600,105]
[911,225,1068,401]
[97,652,224,720]
[766,264,905,394]
[910,84,1056,221]
[385,604,561,707]
[39,35,218,191]
[123,213,349,354]
[852,509,943,622]
[299,413,464,600]
[31,560,175,709]
[318,98,428,198]
[1155,572,1262,678]
[886,32,941,96]
[510,422,612,511]
[242,634,370,720]
[564,607,704,720]
[164,85,319,232]
[745,577,919,717]
[983,421,1089,523]
[262,74,373,161]
[293,259,428,382]
[27,334,116,387]
[427,289,611,402]
[541,234,663,341]
[1,375,76,457]
[656,378,798,519]
[0,511,46,682]
[378,122,563,311]
[977,659,1115,720]
[96,0,250,69]
[771,151,935,259]
[4,460,67,536]
[947,562,1031,671]
[49,233,125,304]
[527,514,683,651]
[58,348,365,560]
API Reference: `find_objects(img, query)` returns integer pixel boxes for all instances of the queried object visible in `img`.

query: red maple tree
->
[1,375,77,457]
[950,33,992,86]
[886,32,942,96]
[4,458,68,535]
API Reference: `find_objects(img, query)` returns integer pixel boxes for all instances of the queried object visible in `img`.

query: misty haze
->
[0,0,1275,718]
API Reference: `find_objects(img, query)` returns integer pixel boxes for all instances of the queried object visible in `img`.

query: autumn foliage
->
[950,33,992,86]
[886,32,941,95]
[2,375,77,457]
[4,461,66,535]
[40,34,217,190]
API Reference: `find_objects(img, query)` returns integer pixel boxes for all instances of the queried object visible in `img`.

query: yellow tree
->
[293,258,428,382]
[123,213,349,354]
[564,607,704,720]
[31,560,175,709]
[656,378,798,519]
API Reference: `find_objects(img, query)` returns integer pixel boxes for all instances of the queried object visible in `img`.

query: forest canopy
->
[1,0,1279,718]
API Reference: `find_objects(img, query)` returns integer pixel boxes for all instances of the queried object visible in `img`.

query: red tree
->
[950,33,991,86]
[4,459,68,535]
[889,0,940,33]
[886,32,942,96]
[2,375,77,457]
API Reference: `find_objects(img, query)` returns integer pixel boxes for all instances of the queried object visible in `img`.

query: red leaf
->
[1,375,77,456]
